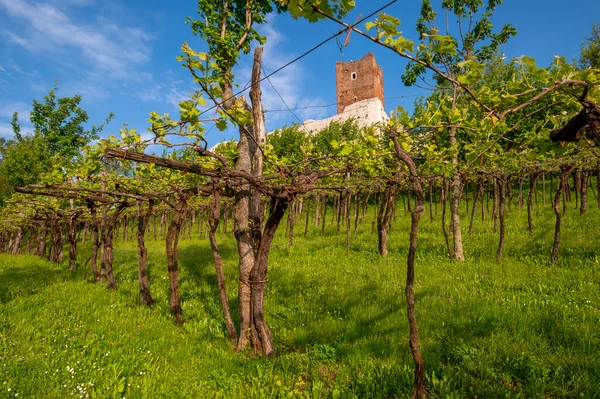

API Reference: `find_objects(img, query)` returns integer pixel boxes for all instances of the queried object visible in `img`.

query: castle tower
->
[335,52,384,114]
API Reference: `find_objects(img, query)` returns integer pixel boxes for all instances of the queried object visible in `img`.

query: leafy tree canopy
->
[580,22,600,69]
[0,84,112,205]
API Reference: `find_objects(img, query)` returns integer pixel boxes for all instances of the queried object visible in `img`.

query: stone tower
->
[335,52,384,114]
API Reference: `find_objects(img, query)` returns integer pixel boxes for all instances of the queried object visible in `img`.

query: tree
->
[0,84,112,205]
[181,0,350,352]
[402,0,516,262]
[580,22,600,69]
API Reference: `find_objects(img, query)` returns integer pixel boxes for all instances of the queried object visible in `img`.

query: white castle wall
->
[211,97,389,151]
[299,98,388,134]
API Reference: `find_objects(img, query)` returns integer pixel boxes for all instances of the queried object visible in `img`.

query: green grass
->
[1,197,599,398]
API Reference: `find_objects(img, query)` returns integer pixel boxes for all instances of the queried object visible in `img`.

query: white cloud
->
[0,123,14,138]
[0,100,30,122]
[0,63,24,77]
[0,78,10,92]
[260,14,327,128]
[9,64,23,74]
[133,69,208,115]
[164,84,192,109]
[0,62,36,91]
[137,79,192,109]
[50,0,95,6]
[0,121,33,138]
[0,0,152,79]
[235,15,329,131]
[3,31,33,49]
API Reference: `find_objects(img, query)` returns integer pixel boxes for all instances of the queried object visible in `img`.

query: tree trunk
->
[304,196,311,238]
[101,221,116,289]
[100,179,108,281]
[542,172,547,206]
[136,200,154,306]
[314,193,320,227]
[160,212,166,239]
[234,46,265,351]
[232,134,255,349]
[288,199,295,247]
[562,176,568,216]
[450,173,465,261]
[361,190,371,223]
[551,170,568,264]
[597,166,600,209]
[208,190,238,346]
[448,89,465,262]
[10,228,25,255]
[468,179,482,234]
[48,221,63,263]
[527,172,541,233]
[389,131,426,399]
[518,174,524,209]
[198,210,204,239]
[493,179,499,233]
[320,194,328,236]
[165,200,186,324]
[575,170,582,209]
[345,190,351,254]
[428,181,434,223]
[81,222,88,245]
[35,226,47,258]
[101,205,126,290]
[153,214,158,241]
[377,186,397,257]
[249,197,288,356]
[441,179,453,258]
[336,192,342,234]
[123,215,128,242]
[88,204,101,281]
[353,192,360,235]
[67,212,80,271]
[580,170,589,215]
[496,177,506,264]
[24,230,33,255]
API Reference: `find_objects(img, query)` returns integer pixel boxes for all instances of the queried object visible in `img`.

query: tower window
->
[351,72,357,80]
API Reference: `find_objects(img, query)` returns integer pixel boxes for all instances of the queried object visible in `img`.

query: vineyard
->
[0,0,599,398]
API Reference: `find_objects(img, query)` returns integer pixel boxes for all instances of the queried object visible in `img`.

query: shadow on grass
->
[0,255,75,304]
[177,242,241,324]
[178,243,235,284]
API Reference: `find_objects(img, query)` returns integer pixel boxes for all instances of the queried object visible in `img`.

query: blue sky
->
[0,0,598,146]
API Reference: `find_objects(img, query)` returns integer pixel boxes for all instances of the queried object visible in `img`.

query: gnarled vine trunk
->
[165,199,187,324]
[551,170,569,264]
[450,173,465,261]
[580,170,589,215]
[441,178,453,258]
[101,201,128,290]
[208,190,238,346]
[527,172,541,233]
[390,131,426,399]
[87,203,101,281]
[249,197,288,355]
[34,225,47,258]
[136,200,154,306]
[377,185,398,257]
[496,177,507,264]
[67,211,81,271]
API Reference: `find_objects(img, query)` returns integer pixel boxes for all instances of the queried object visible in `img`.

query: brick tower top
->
[335,53,384,114]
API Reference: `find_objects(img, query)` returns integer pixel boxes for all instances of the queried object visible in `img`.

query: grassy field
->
[1,198,599,398]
